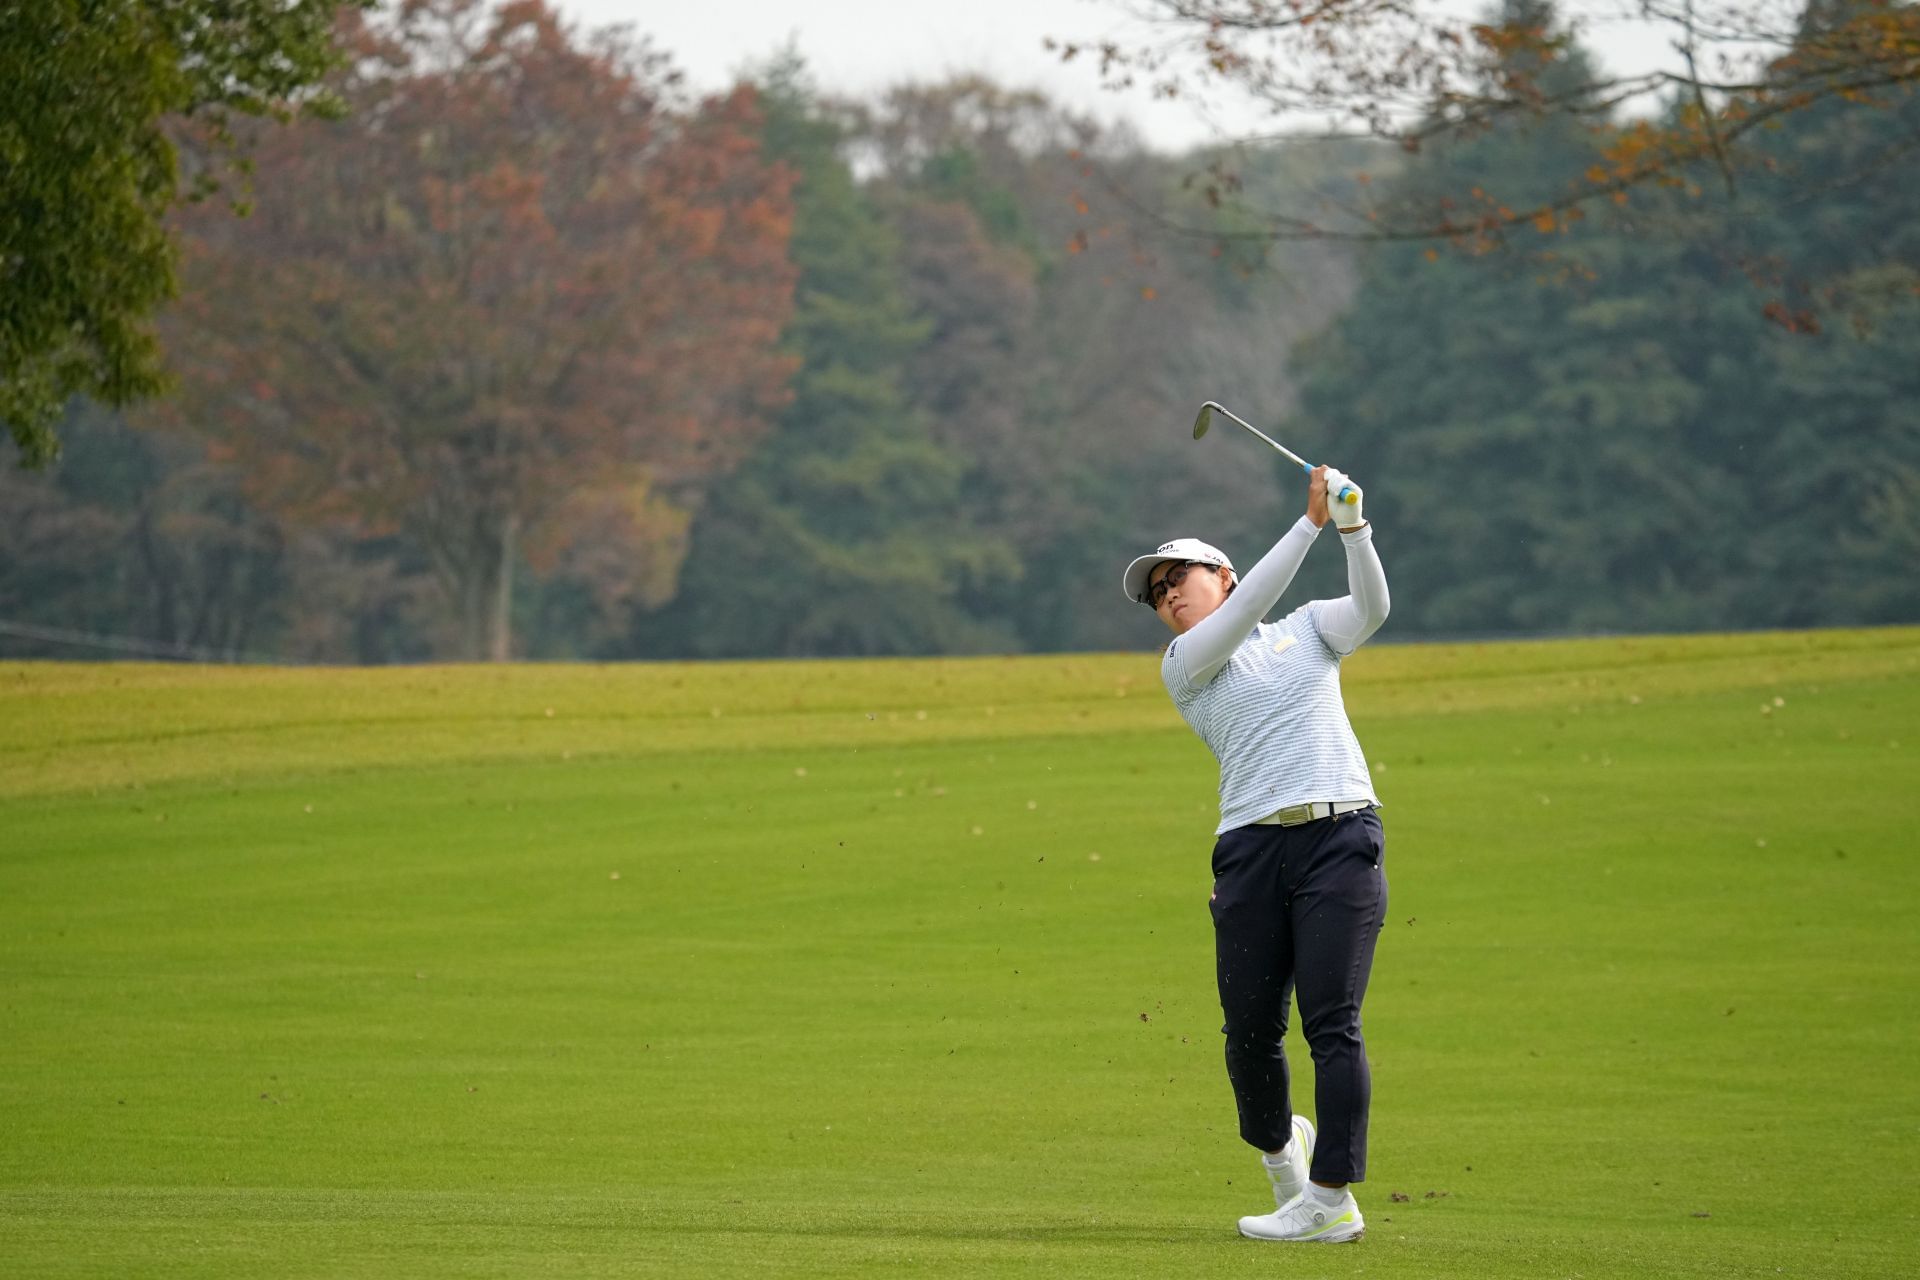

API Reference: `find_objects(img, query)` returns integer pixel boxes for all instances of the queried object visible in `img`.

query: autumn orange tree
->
[160,0,796,660]
[1059,0,1920,256]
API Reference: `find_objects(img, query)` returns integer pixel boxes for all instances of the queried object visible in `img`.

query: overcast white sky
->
[551,0,1684,153]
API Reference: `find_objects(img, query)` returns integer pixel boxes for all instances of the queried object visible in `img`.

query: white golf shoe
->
[1238,1186,1366,1244]
[1259,1114,1317,1209]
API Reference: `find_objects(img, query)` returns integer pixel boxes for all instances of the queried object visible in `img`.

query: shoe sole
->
[1238,1222,1365,1244]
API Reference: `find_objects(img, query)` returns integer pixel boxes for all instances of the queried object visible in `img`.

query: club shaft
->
[1202,401,1357,505]
[1210,403,1311,471]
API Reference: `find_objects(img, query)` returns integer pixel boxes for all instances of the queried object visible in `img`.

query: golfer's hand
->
[1325,468,1365,531]
[1307,465,1332,528]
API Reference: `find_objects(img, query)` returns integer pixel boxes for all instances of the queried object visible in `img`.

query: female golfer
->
[1122,464,1390,1244]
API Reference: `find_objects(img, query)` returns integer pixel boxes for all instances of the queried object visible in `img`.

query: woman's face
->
[1147,559,1232,635]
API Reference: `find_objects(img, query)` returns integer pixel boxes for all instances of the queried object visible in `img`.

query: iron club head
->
[1195,400,1299,465]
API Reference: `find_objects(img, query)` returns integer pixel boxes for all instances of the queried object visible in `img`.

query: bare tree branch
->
[1057,0,1920,252]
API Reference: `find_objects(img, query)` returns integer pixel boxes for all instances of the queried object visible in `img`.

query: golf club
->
[1193,401,1358,506]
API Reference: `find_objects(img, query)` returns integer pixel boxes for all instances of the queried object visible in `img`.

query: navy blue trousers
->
[1208,808,1386,1183]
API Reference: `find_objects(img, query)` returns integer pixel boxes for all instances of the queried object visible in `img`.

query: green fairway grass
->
[3,628,1917,1278]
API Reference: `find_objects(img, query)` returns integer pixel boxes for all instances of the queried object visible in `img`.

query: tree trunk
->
[458,512,518,662]
[488,514,517,663]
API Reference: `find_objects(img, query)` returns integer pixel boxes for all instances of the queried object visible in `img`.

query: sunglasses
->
[1146,561,1218,609]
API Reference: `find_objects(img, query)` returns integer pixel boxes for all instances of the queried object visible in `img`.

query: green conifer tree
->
[1294,0,1920,634]
[653,64,1018,657]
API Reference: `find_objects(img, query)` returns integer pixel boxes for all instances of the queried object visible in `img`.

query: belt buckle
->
[1275,802,1314,826]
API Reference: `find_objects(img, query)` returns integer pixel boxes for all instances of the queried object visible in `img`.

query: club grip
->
[1300,461,1358,504]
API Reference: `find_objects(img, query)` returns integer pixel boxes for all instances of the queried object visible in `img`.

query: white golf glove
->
[1323,468,1364,530]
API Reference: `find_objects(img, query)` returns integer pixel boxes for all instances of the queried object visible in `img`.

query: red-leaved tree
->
[158,0,796,659]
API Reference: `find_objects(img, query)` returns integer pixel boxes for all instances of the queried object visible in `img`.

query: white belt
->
[1254,800,1373,827]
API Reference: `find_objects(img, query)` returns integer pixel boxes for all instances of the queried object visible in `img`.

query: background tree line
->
[2,0,1913,663]
[1287,0,1920,635]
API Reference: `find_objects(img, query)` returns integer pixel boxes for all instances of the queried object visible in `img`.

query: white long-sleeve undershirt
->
[1315,523,1392,656]
[1172,517,1390,692]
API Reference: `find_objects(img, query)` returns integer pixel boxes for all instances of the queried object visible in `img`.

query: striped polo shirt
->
[1164,602,1377,834]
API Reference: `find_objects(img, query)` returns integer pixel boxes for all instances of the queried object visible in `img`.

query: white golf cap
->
[1123,537,1236,605]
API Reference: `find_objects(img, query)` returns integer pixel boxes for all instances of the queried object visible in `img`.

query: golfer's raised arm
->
[1313,523,1390,656]
[1171,516,1320,685]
